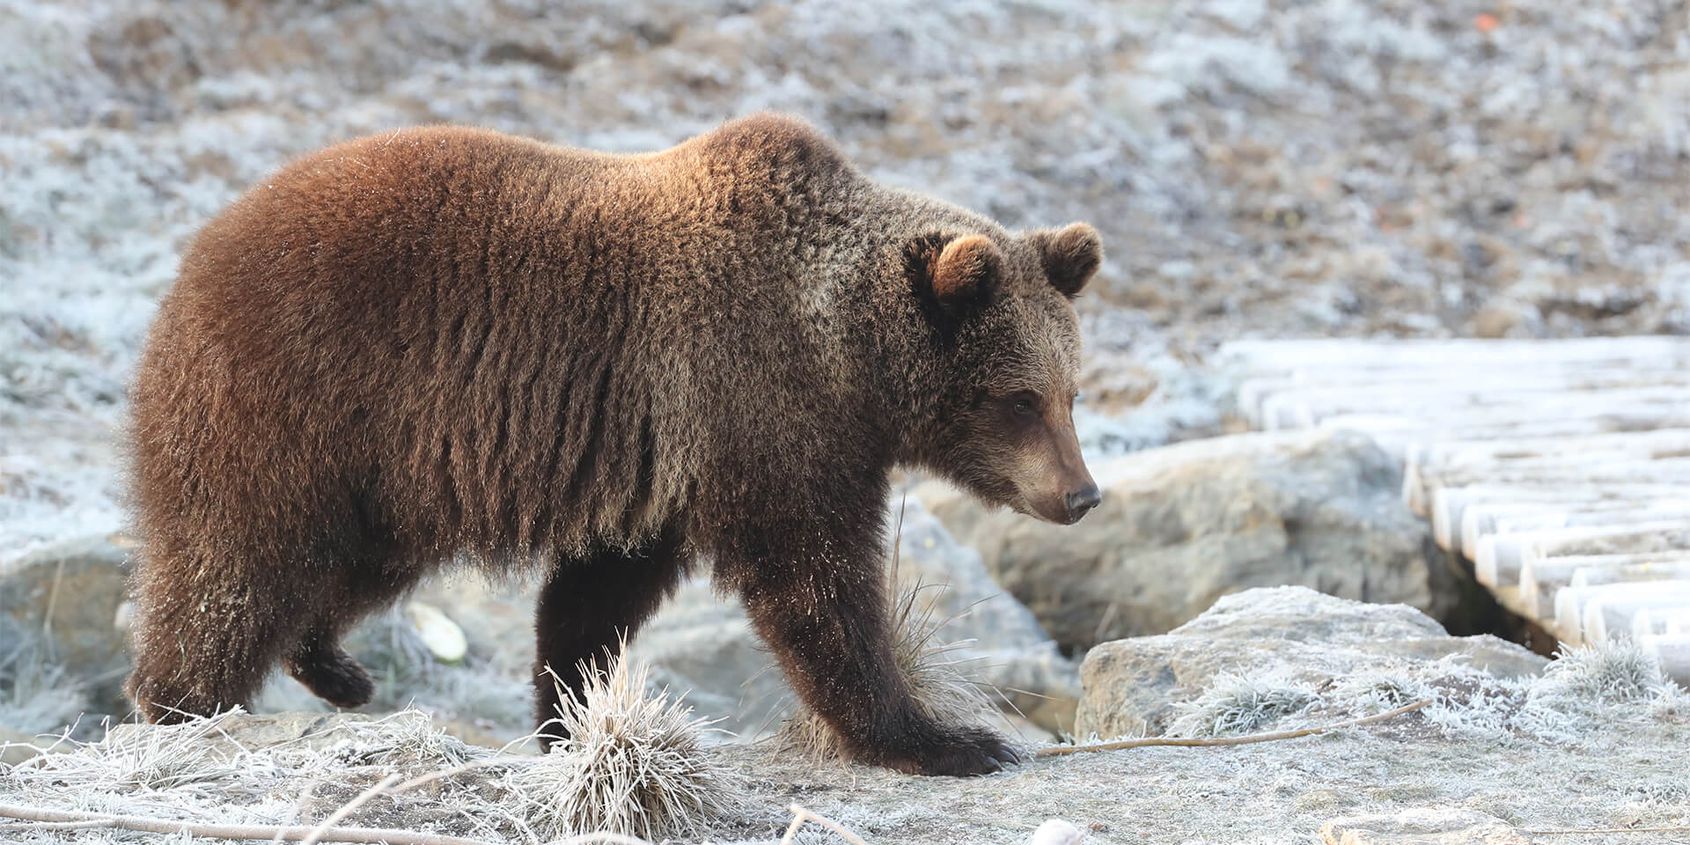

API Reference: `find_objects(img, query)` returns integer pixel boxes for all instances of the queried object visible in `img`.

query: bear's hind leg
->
[532,523,689,742]
[283,548,426,710]
[127,537,307,723]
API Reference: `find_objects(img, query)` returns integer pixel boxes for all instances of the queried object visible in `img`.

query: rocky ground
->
[5,588,1688,844]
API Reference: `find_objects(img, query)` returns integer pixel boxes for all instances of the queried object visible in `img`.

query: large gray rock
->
[0,534,132,717]
[918,429,1454,651]
[1075,586,1545,739]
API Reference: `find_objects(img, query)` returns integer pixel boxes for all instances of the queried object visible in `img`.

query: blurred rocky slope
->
[5,0,1690,556]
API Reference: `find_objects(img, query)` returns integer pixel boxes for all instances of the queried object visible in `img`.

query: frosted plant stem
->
[1036,698,1432,757]
[781,803,870,845]
[0,802,496,845]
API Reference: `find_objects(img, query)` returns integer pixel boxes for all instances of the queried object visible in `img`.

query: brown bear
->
[125,113,1102,776]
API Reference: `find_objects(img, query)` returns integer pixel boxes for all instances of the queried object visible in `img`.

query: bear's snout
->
[1063,483,1101,523]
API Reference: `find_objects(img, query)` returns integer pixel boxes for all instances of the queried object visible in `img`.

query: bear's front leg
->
[718,516,1021,776]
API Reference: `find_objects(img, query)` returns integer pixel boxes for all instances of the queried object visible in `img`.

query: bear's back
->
[133,118,874,557]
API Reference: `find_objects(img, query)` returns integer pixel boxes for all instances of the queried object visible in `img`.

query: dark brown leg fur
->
[126,533,310,723]
[128,499,414,721]
[532,522,689,746]
[717,507,1021,777]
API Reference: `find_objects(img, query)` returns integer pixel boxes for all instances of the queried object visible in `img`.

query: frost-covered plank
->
[1223,336,1690,372]
[1639,633,1690,685]
[1578,582,1690,645]
[1407,457,1690,517]
[1570,561,1690,590]
[1519,551,1690,619]
[1475,520,1690,588]
[1409,428,1690,472]
[1258,383,1690,431]
[1431,484,1690,549]
[1470,502,1690,562]
[1553,580,1690,644]
[1458,497,1690,557]
[1325,410,1690,463]
[1634,607,1690,637]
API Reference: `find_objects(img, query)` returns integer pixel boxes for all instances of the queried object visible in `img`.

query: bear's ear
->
[925,234,1002,308]
[1033,222,1102,298]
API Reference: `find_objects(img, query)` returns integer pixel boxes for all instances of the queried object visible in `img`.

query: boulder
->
[917,429,1455,651]
[0,534,132,715]
[1075,586,1545,738]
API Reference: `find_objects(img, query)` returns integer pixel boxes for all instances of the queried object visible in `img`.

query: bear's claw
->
[860,725,1024,777]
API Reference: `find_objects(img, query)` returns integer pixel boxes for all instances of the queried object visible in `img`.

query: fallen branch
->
[1522,824,1690,836]
[780,803,869,845]
[0,802,496,845]
[1036,698,1432,758]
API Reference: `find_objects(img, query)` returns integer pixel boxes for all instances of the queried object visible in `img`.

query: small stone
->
[1470,302,1533,338]
[406,602,468,664]
[1029,819,1087,845]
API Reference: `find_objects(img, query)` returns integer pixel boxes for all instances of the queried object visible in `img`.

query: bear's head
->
[902,221,1103,525]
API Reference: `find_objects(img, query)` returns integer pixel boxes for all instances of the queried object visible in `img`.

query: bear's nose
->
[1064,484,1102,522]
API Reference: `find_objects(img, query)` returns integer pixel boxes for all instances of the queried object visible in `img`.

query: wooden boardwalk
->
[1226,337,1690,682]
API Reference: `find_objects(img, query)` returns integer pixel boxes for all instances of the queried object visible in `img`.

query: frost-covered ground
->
[4,0,1690,556]
[3,640,1688,844]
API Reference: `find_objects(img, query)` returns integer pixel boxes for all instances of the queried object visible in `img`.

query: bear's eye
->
[1011,394,1038,417]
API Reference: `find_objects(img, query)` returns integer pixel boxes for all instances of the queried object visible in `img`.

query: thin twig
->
[779,811,808,844]
[1522,824,1690,836]
[0,802,495,845]
[781,803,870,845]
[42,556,65,643]
[1035,698,1432,757]
[0,819,116,831]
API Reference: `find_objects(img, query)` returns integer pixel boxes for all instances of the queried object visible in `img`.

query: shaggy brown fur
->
[125,113,1101,776]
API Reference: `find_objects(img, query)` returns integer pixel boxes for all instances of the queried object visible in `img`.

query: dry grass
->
[504,655,743,841]
[2,656,745,844]
[1530,640,1683,706]
[5,708,258,794]
[1167,673,1320,738]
